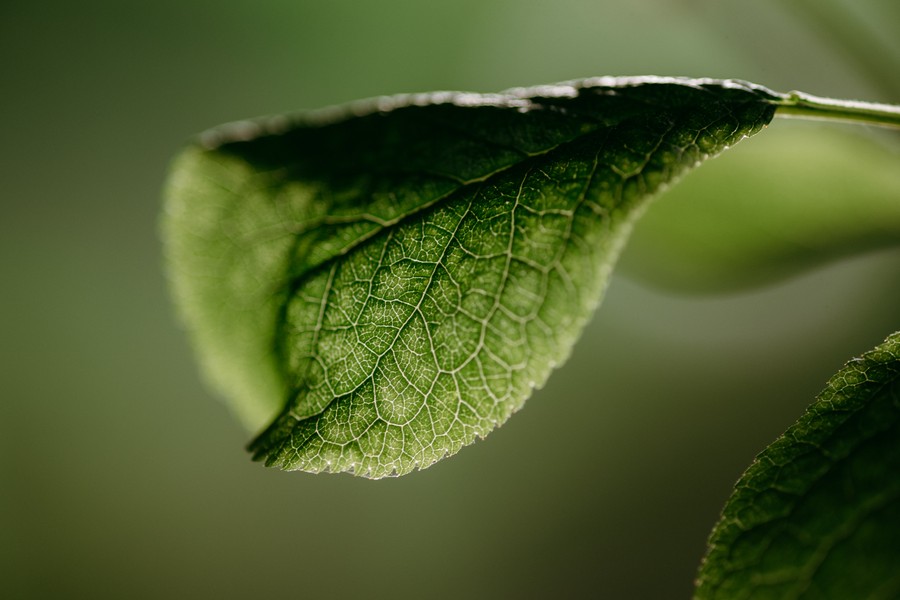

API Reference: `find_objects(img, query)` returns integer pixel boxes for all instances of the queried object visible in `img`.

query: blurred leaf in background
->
[1,0,898,598]
[622,123,900,291]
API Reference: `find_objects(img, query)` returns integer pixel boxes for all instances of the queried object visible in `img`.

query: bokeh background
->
[3,1,898,598]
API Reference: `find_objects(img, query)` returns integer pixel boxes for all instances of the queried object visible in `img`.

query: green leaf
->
[695,332,900,599]
[621,124,900,292]
[163,77,778,477]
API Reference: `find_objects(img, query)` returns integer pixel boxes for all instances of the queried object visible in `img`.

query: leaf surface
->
[164,77,778,477]
[695,332,900,599]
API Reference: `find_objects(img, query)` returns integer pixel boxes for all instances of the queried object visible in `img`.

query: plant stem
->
[774,92,900,129]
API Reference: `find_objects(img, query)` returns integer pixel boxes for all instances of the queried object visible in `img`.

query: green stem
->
[774,92,900,129]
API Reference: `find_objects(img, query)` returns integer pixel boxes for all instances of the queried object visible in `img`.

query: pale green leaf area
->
[164,77,778,477]
[622,124,900,291]
[695,332,900,599]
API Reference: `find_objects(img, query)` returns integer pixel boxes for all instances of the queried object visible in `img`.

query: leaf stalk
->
[774,91,900,129]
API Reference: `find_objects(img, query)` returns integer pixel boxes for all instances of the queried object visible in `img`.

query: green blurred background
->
[3,1,898,598]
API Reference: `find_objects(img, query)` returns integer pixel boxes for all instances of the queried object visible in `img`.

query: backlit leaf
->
[695,332,900,599]
[164,77,779,477]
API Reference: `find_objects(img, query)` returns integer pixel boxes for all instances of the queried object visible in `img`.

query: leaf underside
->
[164,77,778,477]
[695,332,900,599]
